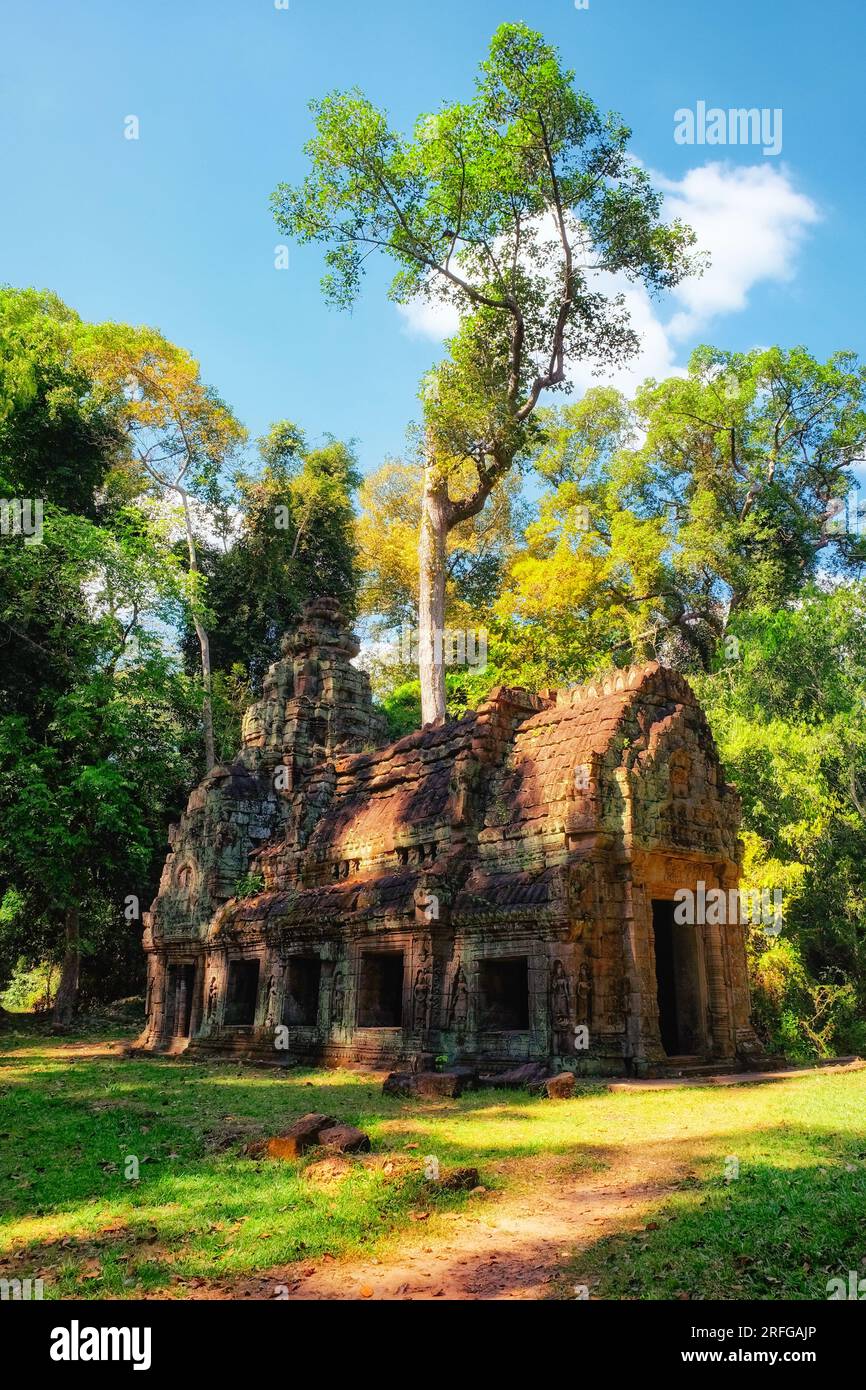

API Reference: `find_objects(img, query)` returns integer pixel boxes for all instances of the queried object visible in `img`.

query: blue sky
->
[1,0,864,476]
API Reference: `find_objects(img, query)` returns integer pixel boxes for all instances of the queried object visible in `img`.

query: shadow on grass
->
[559,1133,866,1301]
[3,1034,866,1300]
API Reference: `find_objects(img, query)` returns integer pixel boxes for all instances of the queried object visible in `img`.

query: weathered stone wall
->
[138,626,762,1075]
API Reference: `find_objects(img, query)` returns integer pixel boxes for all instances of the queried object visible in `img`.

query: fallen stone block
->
[265,1112,336,1159]
[414,1071,465,1098]
[541,1071,576,1099]
[478,1062,549,1091]
[317,1123,371,1153]
[382,1072,415,1097]
[382,1070,468,1098]
[444,1066,477,1089]
[440,1166,480,1191]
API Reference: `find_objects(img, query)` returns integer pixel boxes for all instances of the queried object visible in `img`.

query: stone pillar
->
[704,921,734,1058]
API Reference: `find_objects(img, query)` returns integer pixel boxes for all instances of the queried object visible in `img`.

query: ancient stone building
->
[136,598,762,1076]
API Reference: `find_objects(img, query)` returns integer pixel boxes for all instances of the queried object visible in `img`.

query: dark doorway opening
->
[358,952,404,1028]
[652,900,703,1055]
[479,957,529,1030]
[224,959,260,1026]
[166,964,195,1037]
[283,957,321,1027]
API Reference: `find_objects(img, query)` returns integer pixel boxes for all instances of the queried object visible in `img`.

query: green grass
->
[1,1026,865,1300]
[563,1076,866,1300]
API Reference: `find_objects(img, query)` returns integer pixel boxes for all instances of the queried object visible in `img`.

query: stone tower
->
[136,598,387,1049]
[241,596,387,792]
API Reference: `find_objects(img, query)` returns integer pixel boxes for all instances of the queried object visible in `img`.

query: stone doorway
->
[652,900,703,1056]
[478,957,529,1031]
[283,957,321,1026]
[166,963,196,1037]
[224,960,260,1026]
[358,952,404,1028]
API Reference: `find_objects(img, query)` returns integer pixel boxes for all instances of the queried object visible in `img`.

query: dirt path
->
[12,1036,857,1302]
[188,1061,864,1303]
[193,1148,683,1302]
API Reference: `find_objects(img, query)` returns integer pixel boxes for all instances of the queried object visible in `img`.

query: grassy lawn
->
[1,1026,865,1300]
[566,1072,866,1301]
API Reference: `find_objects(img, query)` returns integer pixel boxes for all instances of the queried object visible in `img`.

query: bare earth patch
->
[176,1147,686,1301]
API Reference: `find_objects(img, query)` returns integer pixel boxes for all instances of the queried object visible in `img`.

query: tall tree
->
[79,325,246,768]
[357,453,525,633]
[273,21,699,722]
[0,504,195,1025]
[0,287,127,518]
[178,423,361,729]
[625,344,866,667]
[0,288,134,722]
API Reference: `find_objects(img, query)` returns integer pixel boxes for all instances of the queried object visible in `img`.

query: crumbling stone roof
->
[216,658,737,936]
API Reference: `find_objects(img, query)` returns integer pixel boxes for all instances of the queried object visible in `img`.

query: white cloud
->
[397,294,460,340]
[659,162,821,341]
[395,161,821,397]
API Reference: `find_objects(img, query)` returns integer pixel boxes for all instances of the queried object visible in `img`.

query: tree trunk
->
[52,907,80,1031]
[418,472,449,726]
[180,492,216,770]
[192,612,216,771]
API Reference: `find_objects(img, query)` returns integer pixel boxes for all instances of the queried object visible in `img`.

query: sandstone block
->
[265,1112,335,1159]
[542,1071,576,1099]
[440,1166,480,1191]
[317,1123,371,1153]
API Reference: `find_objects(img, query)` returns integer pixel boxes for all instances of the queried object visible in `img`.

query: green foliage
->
[0,287,367,1010]
[380,668,502,738]
[747,935,864,1060]
[0,642,201,992]
[211,664,253,764]
[380,682,423,740]
[0,959,55,1012]
[0,290,206,1003]
[0,286,129,516]
[277,23,700,724]
[692,585,866,1055]
[234,871,265,900]
[180,428,361,695]
[275,23,697,326]
[626,344,866,666]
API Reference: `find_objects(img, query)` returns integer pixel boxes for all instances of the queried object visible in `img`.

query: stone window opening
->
[479,957,530,1031]
[358,951,404,1028]
[396,847,410,867]
[283,956,321,1027]
[224,959,260,1027]
[176,864,193,892]
[309,716,328,753]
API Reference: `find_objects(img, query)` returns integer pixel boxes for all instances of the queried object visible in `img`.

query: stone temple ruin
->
[136,597,761,1076]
